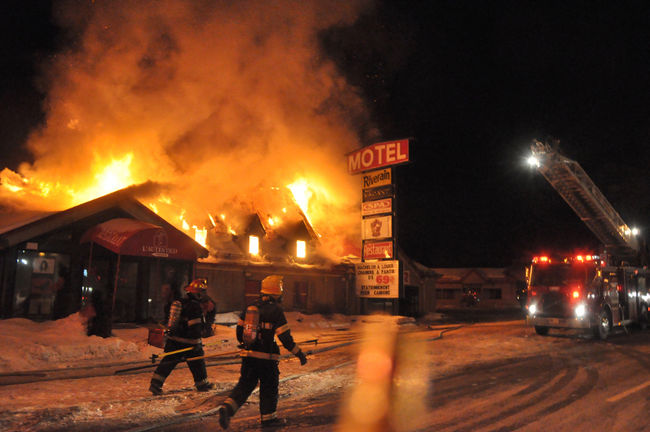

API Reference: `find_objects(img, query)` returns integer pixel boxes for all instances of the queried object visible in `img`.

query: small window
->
[296,240,306,258]
[249,235,259,255]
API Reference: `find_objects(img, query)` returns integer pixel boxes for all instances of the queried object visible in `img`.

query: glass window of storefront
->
[13,250,71,320]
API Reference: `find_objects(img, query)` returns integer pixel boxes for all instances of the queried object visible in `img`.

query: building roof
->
[0,188,209,259]
[432,267,511,283]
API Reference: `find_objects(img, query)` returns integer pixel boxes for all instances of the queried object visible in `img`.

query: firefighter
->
[216,275,308,429]
[149,278,214,395]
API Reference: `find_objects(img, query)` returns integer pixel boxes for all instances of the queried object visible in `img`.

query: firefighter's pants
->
[151,339,209,388]
[225,357,279,418]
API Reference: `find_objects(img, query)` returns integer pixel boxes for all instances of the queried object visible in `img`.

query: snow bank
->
[0,311,396,373]
[0,313,147,372]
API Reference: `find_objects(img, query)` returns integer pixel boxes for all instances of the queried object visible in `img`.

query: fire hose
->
[115,338,319,374]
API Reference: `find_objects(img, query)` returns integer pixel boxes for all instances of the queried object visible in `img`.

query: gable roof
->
[0,188,208,258]
[432,267,511,283]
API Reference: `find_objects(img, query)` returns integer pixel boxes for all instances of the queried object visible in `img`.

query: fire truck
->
[525,140,650,339]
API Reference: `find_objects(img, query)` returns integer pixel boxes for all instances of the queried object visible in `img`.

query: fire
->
[193,226,208,247]
[0,1,369,260]
[94,154,134,196]
[287,179,313,216]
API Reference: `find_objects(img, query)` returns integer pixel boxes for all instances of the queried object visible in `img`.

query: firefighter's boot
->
[261,417,286,428]
[149,380,163,396]
[196,381,214,392]
[217,405,232,429]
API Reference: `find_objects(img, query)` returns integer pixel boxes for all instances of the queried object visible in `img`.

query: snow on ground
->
[0,311,363,373]
[0,309,563,432]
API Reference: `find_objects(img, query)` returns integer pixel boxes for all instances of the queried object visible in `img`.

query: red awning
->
[80,218,199,260]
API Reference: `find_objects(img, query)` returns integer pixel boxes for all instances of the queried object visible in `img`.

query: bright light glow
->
[287,179,313,216]
[528,304,537,315]
[632,227,640,236]
[575,303,586,318]
[193,226,207,247]
[93,153,134,196]
[527,155,540,168]
[296,240,306,258]
[572,290,580,299]
[249,235,259,255]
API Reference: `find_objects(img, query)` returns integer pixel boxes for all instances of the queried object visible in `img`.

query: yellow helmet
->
[260,275,283,297]
[185,278,208,294]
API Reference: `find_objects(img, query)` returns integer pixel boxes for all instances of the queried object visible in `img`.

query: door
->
[245,279,261,306]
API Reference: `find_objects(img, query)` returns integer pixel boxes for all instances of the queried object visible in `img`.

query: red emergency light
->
[532,256,551,264]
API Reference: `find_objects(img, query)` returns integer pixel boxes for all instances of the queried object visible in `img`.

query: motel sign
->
[347,139,410,174]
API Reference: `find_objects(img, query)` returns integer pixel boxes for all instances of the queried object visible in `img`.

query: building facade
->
[432,267,521,310]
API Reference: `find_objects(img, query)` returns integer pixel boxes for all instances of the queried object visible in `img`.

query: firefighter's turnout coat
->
[222,296,304,422]
[150,293,211,391]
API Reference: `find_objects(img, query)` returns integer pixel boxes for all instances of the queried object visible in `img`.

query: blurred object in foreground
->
[337,316,428,432]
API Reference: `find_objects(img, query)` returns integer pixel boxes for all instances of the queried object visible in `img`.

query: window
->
[14,251,70,319]
[249,235,259,255]
[296,240,306,258]
[436,289,455,299]
[484,288,502,299]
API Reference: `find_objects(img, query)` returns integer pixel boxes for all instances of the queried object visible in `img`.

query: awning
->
[80,218,200,261]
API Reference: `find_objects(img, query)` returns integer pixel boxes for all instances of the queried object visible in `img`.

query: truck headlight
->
[528,304,537,315]
[575,303,586,318]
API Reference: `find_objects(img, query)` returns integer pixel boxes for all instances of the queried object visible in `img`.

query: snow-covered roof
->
[432,267,511,283]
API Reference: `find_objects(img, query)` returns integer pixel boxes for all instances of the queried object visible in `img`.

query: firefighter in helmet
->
[149,278,214,395]
[217,275,308,429]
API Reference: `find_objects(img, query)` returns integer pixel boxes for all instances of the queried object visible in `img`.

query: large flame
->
[0,0,370,259]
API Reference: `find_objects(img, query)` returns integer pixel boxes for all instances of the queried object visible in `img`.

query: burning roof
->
[1,0,372,261]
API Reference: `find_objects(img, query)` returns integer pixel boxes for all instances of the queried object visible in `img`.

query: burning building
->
[0,1,440,325]
[0,186,360,325]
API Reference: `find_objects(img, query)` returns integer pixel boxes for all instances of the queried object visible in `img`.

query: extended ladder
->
[530,140,638,258]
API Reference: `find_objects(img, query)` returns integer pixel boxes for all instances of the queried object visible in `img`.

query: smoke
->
[8,0,374,257]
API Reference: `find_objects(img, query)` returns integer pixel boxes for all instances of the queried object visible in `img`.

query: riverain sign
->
[348,139,410,174]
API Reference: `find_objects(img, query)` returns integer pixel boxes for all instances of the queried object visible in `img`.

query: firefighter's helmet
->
[260,275,283,298]
[185,278,208,294]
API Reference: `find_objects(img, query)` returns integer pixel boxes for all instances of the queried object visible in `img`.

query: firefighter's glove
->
[297,350,307,366]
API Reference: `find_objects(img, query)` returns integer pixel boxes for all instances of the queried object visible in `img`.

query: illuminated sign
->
[361,198,392,216]
[363,240,394,260]
[362,184,393,202]
[355,260,399,298]
[348,139,410,174]
[362,215,392,240]
[362,168,392,189]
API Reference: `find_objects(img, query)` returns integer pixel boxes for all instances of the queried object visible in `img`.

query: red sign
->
[348,139,410,174]
[363,240,394,259]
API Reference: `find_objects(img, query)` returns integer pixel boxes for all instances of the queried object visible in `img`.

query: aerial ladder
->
[528,139,639,263]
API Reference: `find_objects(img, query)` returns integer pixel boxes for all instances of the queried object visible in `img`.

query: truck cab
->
[526,254,650,339]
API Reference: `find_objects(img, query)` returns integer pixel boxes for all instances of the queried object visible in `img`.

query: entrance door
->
[245,279,261,306]
[399,285,419,317]
[113,261,139,322]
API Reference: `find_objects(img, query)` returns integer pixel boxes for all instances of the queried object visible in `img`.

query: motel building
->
[0,188,442,330]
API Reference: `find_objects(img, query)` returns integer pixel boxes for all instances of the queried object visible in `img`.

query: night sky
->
[2,1,650,268]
